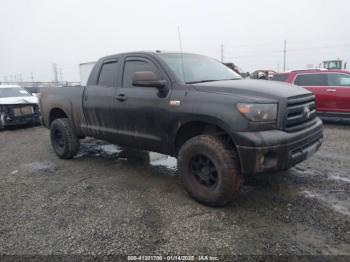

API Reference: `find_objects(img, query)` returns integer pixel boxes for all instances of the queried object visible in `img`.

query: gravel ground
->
[0,123,349,256]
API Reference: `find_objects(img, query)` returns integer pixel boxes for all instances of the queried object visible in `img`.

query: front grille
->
[285,94,317,132]
[3,104,38,118]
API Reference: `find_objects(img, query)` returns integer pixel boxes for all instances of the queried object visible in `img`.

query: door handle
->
[116,93,127,101]
[326,89,336,92]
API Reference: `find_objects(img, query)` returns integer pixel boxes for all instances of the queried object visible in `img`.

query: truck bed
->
[39,86,86,135]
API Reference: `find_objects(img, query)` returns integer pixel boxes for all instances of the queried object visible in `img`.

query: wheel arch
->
[172,119,237,157]
[49,108,69,127]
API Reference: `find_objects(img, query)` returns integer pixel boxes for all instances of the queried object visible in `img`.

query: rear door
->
[326,73,350,113]
[293,73,330,112]
[83,58,121,138]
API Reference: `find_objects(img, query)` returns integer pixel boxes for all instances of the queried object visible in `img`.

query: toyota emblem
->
[304,106,311,119]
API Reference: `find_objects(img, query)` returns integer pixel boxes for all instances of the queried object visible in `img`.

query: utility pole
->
[31,72,34,82]
[52,63,58,86]
[283,40,287,72]
[59,68,63,83]
[221,44,224,62]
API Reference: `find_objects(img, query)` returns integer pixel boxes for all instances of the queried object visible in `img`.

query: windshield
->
[158,53,241,84]
[0,87,31,98]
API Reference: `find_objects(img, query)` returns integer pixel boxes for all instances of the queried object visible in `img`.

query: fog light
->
[263,151,278,169]
[259,154,265,166]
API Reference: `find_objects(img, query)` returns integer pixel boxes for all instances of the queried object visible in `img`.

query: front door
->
[113,56,171,153]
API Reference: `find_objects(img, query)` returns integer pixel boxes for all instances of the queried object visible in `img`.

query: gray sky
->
[1,0,349,82]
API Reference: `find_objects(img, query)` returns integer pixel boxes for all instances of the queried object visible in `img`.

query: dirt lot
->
[0,123,349,256]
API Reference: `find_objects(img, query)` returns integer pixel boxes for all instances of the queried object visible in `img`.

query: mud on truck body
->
[39,51,323,206]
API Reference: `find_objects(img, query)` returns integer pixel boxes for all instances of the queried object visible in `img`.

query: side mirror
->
[132,71,166,88]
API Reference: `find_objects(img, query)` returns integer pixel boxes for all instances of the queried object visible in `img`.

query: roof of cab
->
[98,50,201,61]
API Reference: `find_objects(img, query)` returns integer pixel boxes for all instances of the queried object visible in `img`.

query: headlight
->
[236,103,277,122]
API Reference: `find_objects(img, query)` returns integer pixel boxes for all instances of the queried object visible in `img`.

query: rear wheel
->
[50,118,80,159]
[178,135,244,206]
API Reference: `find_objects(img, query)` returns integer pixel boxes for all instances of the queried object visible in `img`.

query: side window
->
[294,74,327,86]
[122,59,158,88]
[98,61,118,87]
[327,74,350,86]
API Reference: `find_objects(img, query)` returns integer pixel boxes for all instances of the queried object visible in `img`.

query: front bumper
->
[2,114,40,127]
[234,118,323,174]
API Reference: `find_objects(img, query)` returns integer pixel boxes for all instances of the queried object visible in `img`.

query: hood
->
[192,79,311,101]
[0,96,38,105]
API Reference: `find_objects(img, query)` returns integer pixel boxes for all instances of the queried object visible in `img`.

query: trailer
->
[79,62,96,86]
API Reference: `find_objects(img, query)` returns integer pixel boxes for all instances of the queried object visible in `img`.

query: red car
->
[272,69,350,120]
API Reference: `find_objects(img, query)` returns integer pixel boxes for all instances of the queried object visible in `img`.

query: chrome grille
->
[285,94,317,132]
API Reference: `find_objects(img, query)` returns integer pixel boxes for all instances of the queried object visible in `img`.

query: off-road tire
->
[50,118,80,159]
[178,134,244,206]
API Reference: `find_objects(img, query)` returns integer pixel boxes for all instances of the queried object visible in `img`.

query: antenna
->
[221,44,224,62]
[283,40,287,72]
[177,26,186,83]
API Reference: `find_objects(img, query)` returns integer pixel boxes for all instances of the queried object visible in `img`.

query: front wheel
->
[50,118,80,159]
[178,135,244,206]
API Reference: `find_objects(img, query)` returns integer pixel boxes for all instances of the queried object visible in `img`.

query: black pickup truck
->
[40,51,323,206]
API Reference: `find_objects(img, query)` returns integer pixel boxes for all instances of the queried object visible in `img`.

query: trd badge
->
[170,100,181,106]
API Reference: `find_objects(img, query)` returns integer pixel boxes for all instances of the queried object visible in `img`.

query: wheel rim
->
[53,128,64,148]
[189,154,218,189]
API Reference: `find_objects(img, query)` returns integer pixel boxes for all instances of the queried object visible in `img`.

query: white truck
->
[0,85,40,129]
[79,62,96,86]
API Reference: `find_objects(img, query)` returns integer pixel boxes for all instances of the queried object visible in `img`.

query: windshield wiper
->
[186,78,241,84]
[219,78,242,81]
[186,80,219,84]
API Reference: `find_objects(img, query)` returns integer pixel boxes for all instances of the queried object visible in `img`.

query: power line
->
[223,41,283,49]
[288,43,350,52]
[225,43,350,59]
[225,50,282,59]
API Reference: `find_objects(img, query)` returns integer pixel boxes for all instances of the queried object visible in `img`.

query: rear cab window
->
[97,60,119,87]
[271,74,289,82]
